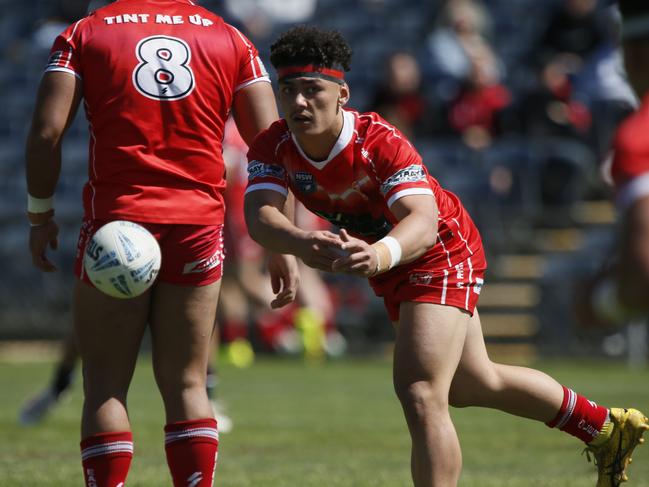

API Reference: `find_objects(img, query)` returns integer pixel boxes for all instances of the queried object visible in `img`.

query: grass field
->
[0,355,648,486]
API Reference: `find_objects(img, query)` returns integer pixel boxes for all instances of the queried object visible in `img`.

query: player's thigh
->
[73,278,150,386]
[149,280,221,384]
[394,302,470,391]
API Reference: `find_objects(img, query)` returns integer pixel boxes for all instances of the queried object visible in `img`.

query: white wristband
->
[378,236,402,269]
[27,195,54,214]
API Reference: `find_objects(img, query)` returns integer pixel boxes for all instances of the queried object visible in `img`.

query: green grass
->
[1,357,648,486]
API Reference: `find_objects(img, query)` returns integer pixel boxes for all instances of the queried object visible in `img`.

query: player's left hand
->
[29,218,59,272]
[331,229,378,278]
[267,252,299,308]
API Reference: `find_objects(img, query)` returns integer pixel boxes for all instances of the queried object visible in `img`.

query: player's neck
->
[294,112,344,162]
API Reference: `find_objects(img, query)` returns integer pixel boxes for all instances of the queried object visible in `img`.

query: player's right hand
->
[298,230,345,271]
[331,228,378,278]
[29,219,59,272]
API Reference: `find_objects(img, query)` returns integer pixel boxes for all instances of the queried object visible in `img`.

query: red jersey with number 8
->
[45,0,269,224]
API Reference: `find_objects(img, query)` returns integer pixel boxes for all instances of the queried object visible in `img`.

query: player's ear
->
[338,82,350,107]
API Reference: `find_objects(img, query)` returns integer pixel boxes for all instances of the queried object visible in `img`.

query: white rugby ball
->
[83,220,161,299]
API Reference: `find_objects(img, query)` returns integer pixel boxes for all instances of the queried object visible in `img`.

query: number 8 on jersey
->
[133,35,195,101]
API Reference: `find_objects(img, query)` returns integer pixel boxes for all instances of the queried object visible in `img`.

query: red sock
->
[546,386,609,443]
[165,418,219,487]
[80,431,133,487]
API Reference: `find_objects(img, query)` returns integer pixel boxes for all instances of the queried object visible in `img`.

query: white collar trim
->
[292,110,355,170]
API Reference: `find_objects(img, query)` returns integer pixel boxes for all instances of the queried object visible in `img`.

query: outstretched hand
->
[331,228,378,278]
[267,253,299,309]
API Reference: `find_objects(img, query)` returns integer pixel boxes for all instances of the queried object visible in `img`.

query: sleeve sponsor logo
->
[247,161,286,181]
[47,50,65,67]
[380,164,427,195]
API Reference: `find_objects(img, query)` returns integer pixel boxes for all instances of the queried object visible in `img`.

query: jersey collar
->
[292,110,355,170]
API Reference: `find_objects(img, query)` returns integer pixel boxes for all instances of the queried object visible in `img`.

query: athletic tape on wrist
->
[29,220,50,227]
[377,236,402,269]
[27,195,54,214]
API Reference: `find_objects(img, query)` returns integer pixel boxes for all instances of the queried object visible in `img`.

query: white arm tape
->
[27,195,54,213]
[378,236,402,269]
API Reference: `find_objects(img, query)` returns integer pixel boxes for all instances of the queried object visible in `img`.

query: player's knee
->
[83,387,128,412]
[155,368,206,400]
[82,368,130,402]
[395,380,448,418]
[449,366,504,408]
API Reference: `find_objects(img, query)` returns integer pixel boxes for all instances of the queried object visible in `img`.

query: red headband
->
[277,64,345,83]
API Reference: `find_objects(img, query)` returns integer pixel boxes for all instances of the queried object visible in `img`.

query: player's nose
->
[293,91,308,107]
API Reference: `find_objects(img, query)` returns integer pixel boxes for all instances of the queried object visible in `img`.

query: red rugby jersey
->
[612,95,649,209]
[45,0,269,224]
[246,109,483,273]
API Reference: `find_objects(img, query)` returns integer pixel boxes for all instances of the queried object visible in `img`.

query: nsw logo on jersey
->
[294,172,316,194]
[380,164,427,195]
[248,161,285,180]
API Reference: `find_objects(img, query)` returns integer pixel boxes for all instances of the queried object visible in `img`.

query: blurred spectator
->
[32,0,91,50]
[529,0,635,160]
[224,0,317,40]
[573,3,638,159]
[447,44,511,150]
[421,0,503,102]
[366,51,430,139]
[539,0,608,63]
[521,0,609,140]
[507,0,623,213]
[520,59,593,140]
[576,0,649,329]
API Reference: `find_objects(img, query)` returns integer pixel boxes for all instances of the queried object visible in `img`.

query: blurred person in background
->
[421,0,504,104]
[580,0,649,330]
[223,0,317,41]
[31,0,91,51]
[524,0,636,160]
[18,329,78,425]
[244,25,648,487]
[24,1,297,486]
[446,44,511,151]
[572,1,638,159]
[512,0,621,218]
[367,51,430,140]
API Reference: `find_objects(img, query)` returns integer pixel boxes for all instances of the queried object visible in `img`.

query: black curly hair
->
[270,26,352,72]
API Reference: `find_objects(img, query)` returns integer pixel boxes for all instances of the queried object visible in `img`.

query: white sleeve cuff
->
[244,182,288,197]
[387,187,434,208]
[44,67,82,80]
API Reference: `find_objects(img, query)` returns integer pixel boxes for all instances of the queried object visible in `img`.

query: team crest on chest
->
[294,172,316,193]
